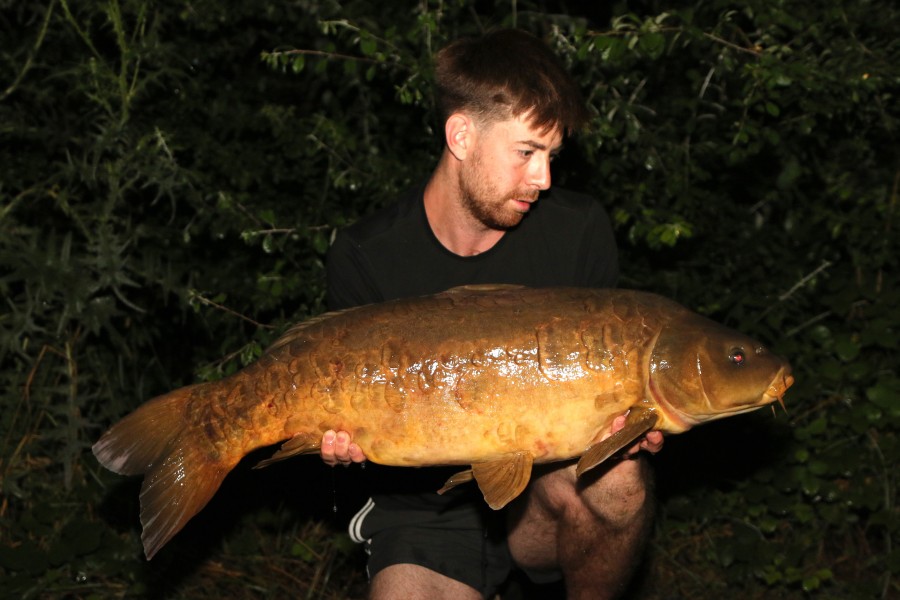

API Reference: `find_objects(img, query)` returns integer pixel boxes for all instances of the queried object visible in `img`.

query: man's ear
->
[445,113,473,161]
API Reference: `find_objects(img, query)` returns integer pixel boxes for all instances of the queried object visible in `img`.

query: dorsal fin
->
[442,283,526,293]
[264,305,367,354]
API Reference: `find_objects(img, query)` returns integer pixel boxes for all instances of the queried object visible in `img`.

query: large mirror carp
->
[93,285,793,559]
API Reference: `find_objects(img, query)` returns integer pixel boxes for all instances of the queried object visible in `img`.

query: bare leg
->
[368,564,484,600]
[506,457,654,600]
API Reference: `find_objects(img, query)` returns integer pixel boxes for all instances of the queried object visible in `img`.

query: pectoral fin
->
[576,407,658,477]
[254,433,322,469]
[452,452,534,510]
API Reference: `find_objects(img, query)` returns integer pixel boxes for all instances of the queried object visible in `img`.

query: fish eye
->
[729,348,746,366]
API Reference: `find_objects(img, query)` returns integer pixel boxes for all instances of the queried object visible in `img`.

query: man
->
[319,29,663,599]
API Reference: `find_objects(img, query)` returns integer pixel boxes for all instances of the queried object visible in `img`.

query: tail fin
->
[93,384,232,559]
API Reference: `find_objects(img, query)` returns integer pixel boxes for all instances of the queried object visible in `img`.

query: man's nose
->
[528,156,552,190]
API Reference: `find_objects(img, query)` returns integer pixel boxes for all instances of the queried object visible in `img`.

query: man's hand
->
[320,430,367,466]
[609,413,664,457]
[636,429,664,454]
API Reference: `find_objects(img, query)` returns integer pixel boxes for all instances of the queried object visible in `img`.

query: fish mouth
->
[649,366,793,431]
[763,368,793,412]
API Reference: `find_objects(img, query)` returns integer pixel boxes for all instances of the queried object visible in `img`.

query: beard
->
[458,151,538,230]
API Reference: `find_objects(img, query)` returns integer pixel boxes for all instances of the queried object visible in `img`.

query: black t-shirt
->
[324,183,619,507]
[326,183,619,310]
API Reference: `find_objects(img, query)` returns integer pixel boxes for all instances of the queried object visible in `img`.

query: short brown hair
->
[434,28,589,135]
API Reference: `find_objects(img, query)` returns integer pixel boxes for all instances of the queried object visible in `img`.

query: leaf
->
[638,32,666,59]
[595,36,626,63]
[359,35,377,57]
[776,157,802,189]
[259,209,276,225]
[867,380,900,411]
[834,334,860,361]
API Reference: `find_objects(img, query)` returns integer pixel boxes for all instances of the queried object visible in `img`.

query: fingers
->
[610,414,628,434]
[321,430,366,467]
[320,430,338,466]
[625,430,663,457]
[606,413,665,458]
[641,430,664,454]
[347,441,367,463]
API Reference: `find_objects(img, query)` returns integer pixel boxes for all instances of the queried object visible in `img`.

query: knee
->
[525,458,655,532]
[571,456,655,530]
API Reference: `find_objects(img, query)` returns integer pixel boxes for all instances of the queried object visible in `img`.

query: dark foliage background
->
[1,0,897,598]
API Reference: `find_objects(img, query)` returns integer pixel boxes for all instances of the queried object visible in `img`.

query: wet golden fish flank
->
[92,285,793,559]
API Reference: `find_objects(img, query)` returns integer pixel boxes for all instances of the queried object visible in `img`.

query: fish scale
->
[93,284,793,559]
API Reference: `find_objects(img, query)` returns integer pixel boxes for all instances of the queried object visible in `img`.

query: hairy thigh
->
[369,564,483,600]
[506,458,654,571]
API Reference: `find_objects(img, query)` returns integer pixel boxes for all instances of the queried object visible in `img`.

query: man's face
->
[458,114,563,230]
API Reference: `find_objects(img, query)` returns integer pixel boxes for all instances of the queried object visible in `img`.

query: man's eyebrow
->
[517,140,564,154]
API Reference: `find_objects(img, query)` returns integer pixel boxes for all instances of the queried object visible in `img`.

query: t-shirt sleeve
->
[325,230,384,311]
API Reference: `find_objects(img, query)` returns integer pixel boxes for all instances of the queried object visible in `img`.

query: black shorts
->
[348,488,513,597]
